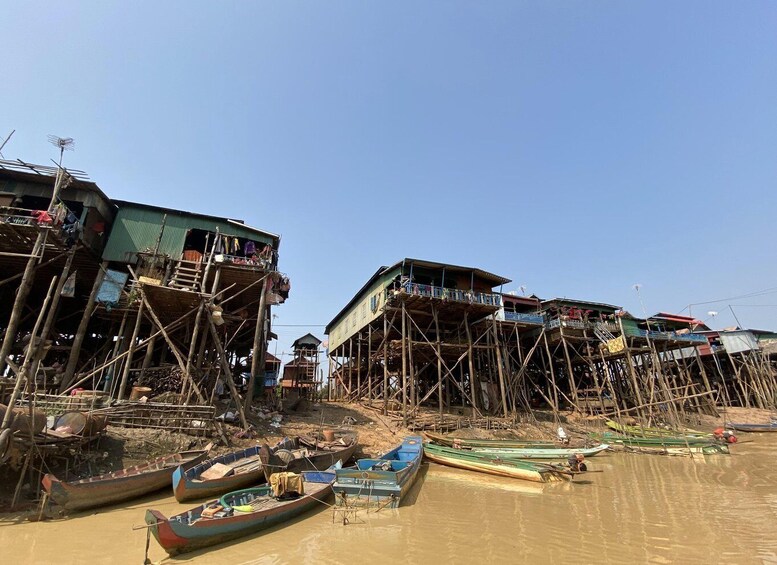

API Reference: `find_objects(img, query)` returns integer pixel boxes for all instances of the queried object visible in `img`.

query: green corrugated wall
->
[102,206,274,263]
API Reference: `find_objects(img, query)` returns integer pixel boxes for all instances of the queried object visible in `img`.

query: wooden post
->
[407,313,416,418]
[366,323,373,405]
[347,337,354,400]
[401,302,408,425]
[32,245,79,370]
[117,301,145,401]
[542,332,560,418]
[244,276,270,411]
[206,314,249,428]
[560,329,580,410]
[356,332,362,403]
[0,230,49,375]
[464,312,478,412]
[618,318,646,418]
[1,277,57,430]
[61,261,109,390]
[383,313,388,415]
[433,305,443,419]
[139,287,205,403]
[492,319,509,417]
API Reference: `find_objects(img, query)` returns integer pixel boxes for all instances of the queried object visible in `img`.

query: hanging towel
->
[244,241,256,255]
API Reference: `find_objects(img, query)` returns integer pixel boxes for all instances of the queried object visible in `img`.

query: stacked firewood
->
[134,365,183,395]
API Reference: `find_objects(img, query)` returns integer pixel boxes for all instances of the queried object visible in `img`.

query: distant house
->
[282,333,322,397]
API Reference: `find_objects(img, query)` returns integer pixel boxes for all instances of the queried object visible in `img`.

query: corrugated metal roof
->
[102,204,277,263]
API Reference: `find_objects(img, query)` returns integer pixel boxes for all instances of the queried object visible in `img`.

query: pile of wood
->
[134,365,183,395]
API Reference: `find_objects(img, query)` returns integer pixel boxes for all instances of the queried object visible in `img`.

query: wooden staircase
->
[169,260,203,291]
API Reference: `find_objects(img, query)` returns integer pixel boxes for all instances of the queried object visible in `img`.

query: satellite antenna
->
[0,129,15,159]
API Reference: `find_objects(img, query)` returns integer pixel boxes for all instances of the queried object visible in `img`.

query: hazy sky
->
[2,2,776,361]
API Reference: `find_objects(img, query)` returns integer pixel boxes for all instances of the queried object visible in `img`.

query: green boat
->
[423,443,572,483]
[424,431,556,449]
[605,420,710,439]
[590,432,729,456]
[466,443,610,460]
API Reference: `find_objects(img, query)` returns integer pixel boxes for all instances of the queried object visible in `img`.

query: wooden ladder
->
[170,260,203,291]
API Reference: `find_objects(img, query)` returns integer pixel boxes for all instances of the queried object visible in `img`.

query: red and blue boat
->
[146,464,340,556]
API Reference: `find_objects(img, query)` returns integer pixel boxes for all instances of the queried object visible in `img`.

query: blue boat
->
[172,444,271,502]
[332,436,423,508]
[147,464,340,556]
[173,434,358,502]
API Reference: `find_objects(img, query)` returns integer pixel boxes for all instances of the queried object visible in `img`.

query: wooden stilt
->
[60,261,109,390]
[117,301,145,401]
[244,276,270,411]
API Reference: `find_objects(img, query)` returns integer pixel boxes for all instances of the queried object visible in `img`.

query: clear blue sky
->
[2,3,777,361]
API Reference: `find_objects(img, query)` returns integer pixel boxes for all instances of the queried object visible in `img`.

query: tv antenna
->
[47,135,75,166]
[0,129,15,159]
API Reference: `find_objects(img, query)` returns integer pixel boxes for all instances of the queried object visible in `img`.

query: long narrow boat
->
[590,432,714,446]
[262,432,359,481]
[725,422,777,433]
[591,433,729,455]
[173,444,272,502]
[333,436,423,508]
[147,465,340,556]
[175,433,359,502]
[424,431,555,449]
[606,420,710,439]
[466,443,610,459]
[42,445,211,511]
[423,443,570,483]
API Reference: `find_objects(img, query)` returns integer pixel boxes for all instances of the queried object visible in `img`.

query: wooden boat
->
[424,431,555,449]
[147,465,340,556]
[333,436,423,508]
[592,433,729,455]
[591,431,713,446]
[262,432,359,481]
[617,443,730,456]
[423,443,571,483]
[42,445,211,511]
[175,433,358,502]
[725,422,777,432]
[173,445,271,502]
[606,420,710,439]
[466,443,610,459]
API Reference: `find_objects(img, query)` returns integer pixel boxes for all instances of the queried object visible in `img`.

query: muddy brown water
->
[2,435,776,564]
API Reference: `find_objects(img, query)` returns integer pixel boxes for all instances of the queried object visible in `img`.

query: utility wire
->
[678,286,777,313]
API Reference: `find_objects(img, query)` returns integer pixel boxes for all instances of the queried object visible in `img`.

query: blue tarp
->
[97,269,129,308]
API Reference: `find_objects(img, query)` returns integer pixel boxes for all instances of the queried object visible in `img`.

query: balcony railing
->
[391,283,502,307]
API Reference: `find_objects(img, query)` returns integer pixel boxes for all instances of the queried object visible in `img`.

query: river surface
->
[3,435,777,564]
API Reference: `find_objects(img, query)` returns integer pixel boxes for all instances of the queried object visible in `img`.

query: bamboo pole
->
[1,277,58,429]
[117,300,145,401]
[401,302,408,426]
[60,261,109,389]
[244,276,270,411]
[206,312,249,429]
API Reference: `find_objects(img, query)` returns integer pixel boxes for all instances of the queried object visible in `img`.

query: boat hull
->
[725,422,777,432]
[424,431,555,449]
[173,446,268,502]
[43,448,210,511]
[333,436,422,508]
[469,444,610,459]
[423,444,567,483]
[147,470,336,556]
